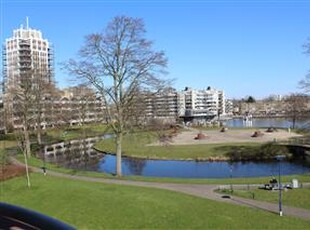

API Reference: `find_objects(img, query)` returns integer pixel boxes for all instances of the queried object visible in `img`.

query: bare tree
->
[299,74,310,93]
[32,68,55,145]
[284,93,309,129]
[8,67,54,158]
[70,84,97,126]
[9,70,35,158]
[300,39,310,93]
[15,128,31,188]
[64,16,168,176]
[2,75,33,187]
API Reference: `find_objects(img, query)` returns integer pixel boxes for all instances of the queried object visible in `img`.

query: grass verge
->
[0,173,309,229]
[218,187,310,210]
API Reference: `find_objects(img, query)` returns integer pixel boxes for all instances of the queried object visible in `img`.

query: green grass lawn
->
[44,123,111,143]
[220,187,310,210]
[1,173,309,229]
[94,131,264,160]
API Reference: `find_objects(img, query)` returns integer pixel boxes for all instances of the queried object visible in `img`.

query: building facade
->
[1,20,55,131]
[178,87,226,124]
[144,88,179,122]
[2,19,54,94]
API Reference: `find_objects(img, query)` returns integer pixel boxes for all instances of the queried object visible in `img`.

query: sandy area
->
[152,128,302,146]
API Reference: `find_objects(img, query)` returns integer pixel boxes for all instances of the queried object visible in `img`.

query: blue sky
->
[1,0,309,99]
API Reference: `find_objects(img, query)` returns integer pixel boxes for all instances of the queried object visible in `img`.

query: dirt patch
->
[150,128,303,146]
[0,164,27,181]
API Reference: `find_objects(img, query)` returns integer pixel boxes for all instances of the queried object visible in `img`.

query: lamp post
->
[230,164,233,194]
[275,154,285,217]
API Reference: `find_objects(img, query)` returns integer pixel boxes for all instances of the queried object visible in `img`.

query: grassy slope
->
[43,124,111,143]
[220,188,310,210]
[1,173,309,229]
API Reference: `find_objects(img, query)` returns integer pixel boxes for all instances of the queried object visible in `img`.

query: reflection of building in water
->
[243,112,253,127]
[243,120,253,127]
[42,136,106,171]
[43,136,103,159]
[243,114,252,121]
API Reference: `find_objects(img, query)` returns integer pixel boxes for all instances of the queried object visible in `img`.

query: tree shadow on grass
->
[214,143,289,161]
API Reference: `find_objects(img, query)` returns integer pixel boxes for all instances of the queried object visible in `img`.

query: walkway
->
[10,157,310,221]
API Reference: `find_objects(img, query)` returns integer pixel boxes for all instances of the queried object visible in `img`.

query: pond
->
[42,128,310,179]
[226,118,308,129]
[97,154,310,178]
[42,140,310,179]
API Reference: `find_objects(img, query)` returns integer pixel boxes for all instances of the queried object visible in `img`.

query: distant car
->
[261,181,292,190]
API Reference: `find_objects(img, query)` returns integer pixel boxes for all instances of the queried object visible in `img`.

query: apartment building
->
[143,88,179,123]
[57,87,106,126]
[178,87,226,124]
[1,20,55,131]
[2,19,54,94]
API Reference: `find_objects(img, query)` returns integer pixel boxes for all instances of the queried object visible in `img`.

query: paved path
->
[10,157,310,221]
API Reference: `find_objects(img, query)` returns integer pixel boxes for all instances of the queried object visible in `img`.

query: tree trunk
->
[37,127,42,146]
[116,132,122,177]
[24,128,31,158]
[292,117,296,129]
[37,116,42,146]
[23,150,31,188]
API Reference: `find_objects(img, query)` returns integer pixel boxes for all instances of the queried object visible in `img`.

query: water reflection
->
[98,155,310,178]
[41,136,105,171]
[243,120,253,127]
[124,157,147,175]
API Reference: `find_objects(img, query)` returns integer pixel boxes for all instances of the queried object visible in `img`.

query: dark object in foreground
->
[0,202,75,229]
[251,130,264,137]
[221,195,231,199]
[220,127,228,132]
[266,127,277,133]
[194,133,206,140]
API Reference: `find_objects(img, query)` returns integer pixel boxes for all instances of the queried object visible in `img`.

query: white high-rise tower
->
[2,18,54,93]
